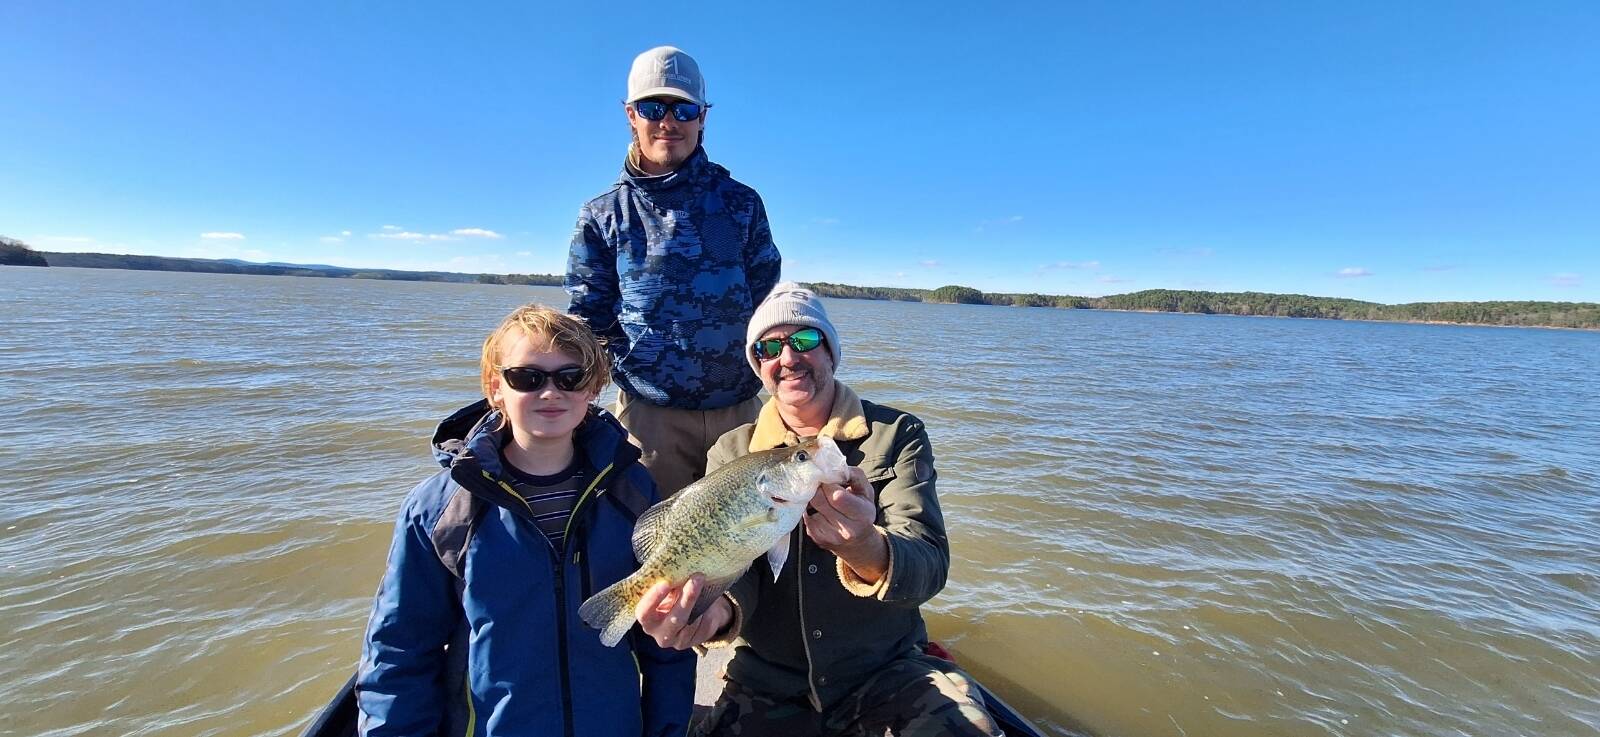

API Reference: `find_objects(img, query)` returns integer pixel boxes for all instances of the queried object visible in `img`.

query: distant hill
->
[221,258,346,272]
[1,236,49,266]
[37,251,561,286]
[805,282,1600,330]
[13,244,1594,330]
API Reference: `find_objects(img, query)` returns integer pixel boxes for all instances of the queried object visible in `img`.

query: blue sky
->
[2,2,1596,303]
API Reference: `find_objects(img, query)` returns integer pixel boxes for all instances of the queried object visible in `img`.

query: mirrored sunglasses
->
[751,328,824,361]
[500,365,588,393]
[633,99,703,122]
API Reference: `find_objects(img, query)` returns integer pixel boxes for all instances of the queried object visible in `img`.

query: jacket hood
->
[615,146,730,192]
[430,399,640,477]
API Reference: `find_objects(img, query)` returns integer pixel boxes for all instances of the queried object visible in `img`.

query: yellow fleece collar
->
[749,381,870,451]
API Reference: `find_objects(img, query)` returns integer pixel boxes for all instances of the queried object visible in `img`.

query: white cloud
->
[812,217,840,226]
[371,230,456,241]
[367,226,498,242]
[1337,267,1373,278]
[1097,275,1132,284]
[320,236,345,244]
[919,260,941,268]
[200,232,245,240]
[1550,273,1583,288]
[451,228,504,239]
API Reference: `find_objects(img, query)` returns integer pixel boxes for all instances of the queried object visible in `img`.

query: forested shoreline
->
[807,282,1600,330]
[4,238,1594,329]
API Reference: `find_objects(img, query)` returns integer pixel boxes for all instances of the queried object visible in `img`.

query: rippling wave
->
[2,267,1596,737]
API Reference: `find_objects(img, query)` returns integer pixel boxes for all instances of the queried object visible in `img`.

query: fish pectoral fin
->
[766,531,792,582]
[733,511,776,533]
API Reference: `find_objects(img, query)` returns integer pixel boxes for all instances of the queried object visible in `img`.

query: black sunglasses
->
[751,328,824,361]
[633,99,703,122]
[499,365,588,393]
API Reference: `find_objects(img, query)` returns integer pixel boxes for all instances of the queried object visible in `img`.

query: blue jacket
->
[566,147,781,410]
[356,401,695,737]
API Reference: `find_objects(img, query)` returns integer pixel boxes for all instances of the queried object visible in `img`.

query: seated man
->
[639,283,1002,737]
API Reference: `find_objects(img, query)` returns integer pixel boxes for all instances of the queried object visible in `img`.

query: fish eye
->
[795,451,809,461]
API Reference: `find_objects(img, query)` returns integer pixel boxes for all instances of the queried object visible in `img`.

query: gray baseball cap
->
[626,46,707,106]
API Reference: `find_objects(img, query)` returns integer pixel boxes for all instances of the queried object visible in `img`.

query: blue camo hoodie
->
[566,146,781,410]
[356,400,694,737]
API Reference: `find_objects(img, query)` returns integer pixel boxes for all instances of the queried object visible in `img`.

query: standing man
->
[567,45,781,496]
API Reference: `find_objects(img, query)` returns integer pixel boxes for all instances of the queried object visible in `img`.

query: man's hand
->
[804,466,889,583]
[635,573,733,650]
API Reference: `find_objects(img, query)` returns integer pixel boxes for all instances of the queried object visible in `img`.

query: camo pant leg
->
[824,653,1004,737]
[690,679,827,737]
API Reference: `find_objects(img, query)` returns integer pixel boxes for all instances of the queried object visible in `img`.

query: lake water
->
[2,266,1596,737]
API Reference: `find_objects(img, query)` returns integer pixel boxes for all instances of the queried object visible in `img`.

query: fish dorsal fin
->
[631,494,679,561]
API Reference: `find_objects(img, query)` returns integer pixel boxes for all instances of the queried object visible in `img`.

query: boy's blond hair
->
[480,304,611,427]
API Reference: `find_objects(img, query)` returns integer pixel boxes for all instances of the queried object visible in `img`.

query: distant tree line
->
[1,236,49,266]
[801,283,1600,330]
[11,240,1592,330]
[476,273,564,286]
[31,250,571,287]
[35,250,500,284]
[801,282,927,302]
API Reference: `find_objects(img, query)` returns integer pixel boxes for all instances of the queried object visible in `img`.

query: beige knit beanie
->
[745,282,842,373]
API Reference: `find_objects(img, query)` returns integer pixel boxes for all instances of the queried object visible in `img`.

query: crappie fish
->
[579,435,848,647]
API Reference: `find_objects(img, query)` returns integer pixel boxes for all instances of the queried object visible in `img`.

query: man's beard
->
[631,130,701,171]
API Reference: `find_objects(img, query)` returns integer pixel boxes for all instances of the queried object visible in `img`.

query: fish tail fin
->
[579,573,653,647]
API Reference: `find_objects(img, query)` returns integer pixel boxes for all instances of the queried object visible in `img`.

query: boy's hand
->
[636,573,733,650]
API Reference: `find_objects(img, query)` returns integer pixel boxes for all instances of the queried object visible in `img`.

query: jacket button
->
[818,676,829,685]
[808,564,818,574]
[812,629,823,639]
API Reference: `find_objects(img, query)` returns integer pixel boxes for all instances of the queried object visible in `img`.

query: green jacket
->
[705,387,949,711]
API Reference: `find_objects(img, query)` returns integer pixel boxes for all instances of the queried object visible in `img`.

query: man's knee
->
[691,681,820,737]
[852,658,1003,737]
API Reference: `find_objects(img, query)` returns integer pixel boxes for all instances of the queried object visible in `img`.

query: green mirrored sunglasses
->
[751,327,824,361]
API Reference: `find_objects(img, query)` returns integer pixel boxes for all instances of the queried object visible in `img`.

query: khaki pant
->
[613,392,762,497]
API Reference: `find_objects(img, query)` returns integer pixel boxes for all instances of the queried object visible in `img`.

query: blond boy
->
[356,304,693,737]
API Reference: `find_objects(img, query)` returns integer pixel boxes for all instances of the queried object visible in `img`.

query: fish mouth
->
[769,485,818,509]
